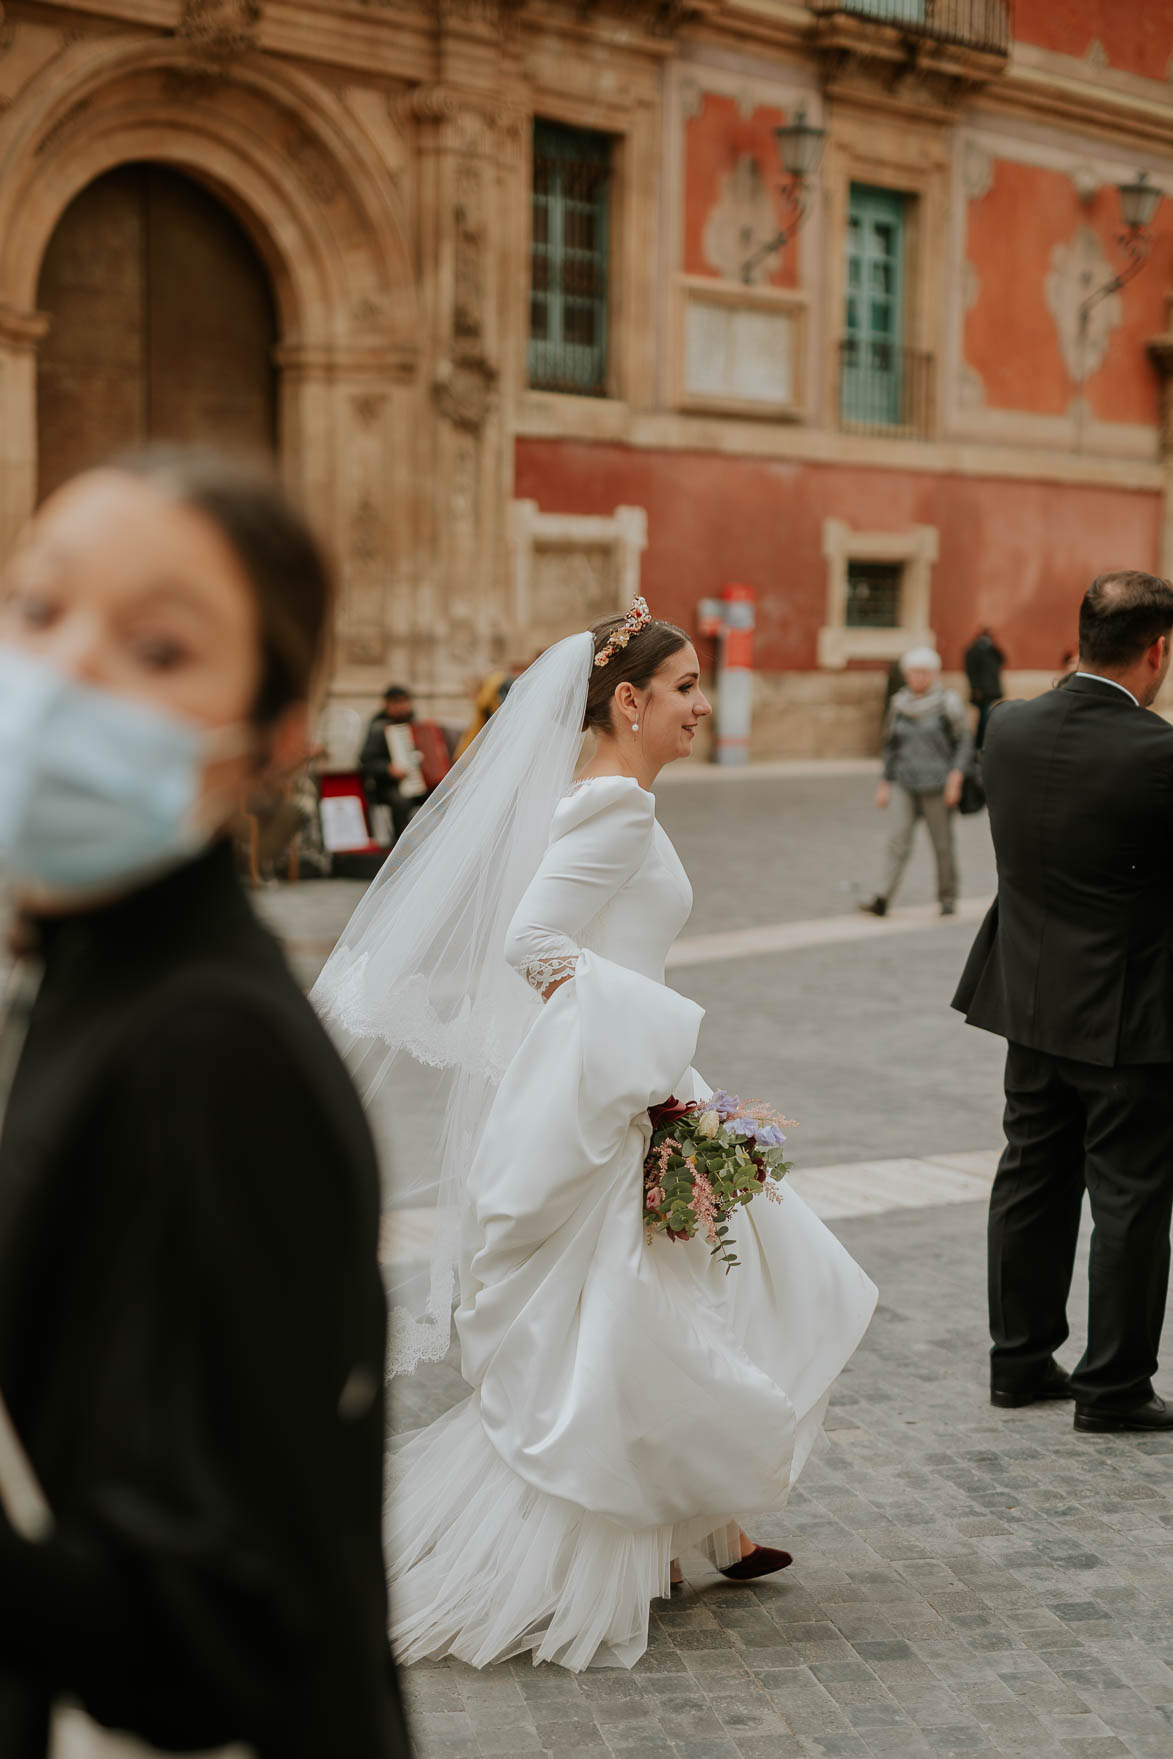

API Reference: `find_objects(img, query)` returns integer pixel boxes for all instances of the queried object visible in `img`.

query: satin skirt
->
[387,951,877,1670]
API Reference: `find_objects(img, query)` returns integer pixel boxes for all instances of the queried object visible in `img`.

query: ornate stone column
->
[1146,294,1173,579]
[403,1,526,688]
[0,302,50,552]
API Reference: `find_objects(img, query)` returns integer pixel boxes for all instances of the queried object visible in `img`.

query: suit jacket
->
[954,674,1173,1067]
[0,842,411,1758]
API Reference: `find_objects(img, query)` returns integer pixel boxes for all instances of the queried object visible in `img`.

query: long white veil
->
[311,633,592,1374]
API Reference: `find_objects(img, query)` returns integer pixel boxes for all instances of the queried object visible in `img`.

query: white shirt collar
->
[1074,671,1139,707]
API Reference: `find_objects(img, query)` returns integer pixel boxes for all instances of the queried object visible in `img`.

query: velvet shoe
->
[719,1545,794,1581]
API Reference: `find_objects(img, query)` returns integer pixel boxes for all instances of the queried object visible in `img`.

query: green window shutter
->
[849,0,927,20]
[842,184,907,428]
[529,121,611,396]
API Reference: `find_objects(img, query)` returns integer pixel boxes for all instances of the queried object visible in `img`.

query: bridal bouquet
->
[643,1090,792,1271]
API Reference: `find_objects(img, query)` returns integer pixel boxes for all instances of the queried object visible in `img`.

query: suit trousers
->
[989,1043,1173,1410]
[882,786,956,909]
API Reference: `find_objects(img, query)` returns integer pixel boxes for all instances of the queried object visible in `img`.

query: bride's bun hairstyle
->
[111,443,334,727]
[583,603,690,734]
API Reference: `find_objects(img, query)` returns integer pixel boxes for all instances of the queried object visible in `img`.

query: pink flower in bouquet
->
[645,1185,665,1209]
[690,1168,720,1247]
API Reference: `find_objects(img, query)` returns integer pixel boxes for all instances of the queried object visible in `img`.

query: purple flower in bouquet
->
[708,1090,741,1119]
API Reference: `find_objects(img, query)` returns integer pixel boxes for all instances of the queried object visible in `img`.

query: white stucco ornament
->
[1044,225,1121,385]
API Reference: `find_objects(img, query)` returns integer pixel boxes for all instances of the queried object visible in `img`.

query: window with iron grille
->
[529,120,611,396]
[845,560,903,628]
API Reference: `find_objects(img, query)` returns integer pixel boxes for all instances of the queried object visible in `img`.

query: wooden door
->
[37,163,277,502]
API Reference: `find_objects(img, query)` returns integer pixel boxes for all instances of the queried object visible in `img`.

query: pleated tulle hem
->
[386,1395,741,1671]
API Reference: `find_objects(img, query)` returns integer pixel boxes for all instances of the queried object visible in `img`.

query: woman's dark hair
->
[110,444,334,725]
[1079,570,1173,671]
[583,612,690,733]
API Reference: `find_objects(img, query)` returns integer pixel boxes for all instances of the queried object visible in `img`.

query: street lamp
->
[1080,170,1164,335]
[740,107,826,285]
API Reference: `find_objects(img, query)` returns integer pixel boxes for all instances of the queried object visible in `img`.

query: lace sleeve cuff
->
[518,953,580,995]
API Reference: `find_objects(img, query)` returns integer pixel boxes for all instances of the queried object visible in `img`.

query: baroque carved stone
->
[1045,226,1120,385]
[178,0,262,59]
[961,141,993,203]
[351,497,383,565]
[353,393,387,430]
[434,354,496,432]
[284,130,341,205]
[36,99,92,159]
[453,161,484,341]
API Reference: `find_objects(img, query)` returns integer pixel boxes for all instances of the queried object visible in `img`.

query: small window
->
[529,121,611,396]
[846,560,903,629]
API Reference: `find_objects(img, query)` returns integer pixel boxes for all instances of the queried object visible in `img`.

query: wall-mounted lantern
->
[740,108,826,285]
[1080,171,1164,336]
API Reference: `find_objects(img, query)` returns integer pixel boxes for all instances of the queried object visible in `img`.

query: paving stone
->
[334,773,1173,1759]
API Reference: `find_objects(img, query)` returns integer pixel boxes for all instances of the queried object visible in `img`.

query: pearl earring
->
[631,720,639,734]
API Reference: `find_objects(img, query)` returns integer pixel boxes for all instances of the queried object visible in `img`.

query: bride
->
[312,599,877,1672]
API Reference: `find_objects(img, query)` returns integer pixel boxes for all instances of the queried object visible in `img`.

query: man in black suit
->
[955,570,1173,1433]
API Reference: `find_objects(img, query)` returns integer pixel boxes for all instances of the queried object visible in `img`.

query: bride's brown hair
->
[582,612,690,734]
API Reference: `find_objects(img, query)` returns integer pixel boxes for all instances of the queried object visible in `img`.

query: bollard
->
[715,583,756,765]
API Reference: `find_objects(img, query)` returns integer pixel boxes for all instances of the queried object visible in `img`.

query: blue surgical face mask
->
[0,645,252,902]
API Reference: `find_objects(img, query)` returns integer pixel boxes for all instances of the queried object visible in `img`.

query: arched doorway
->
[36,162,277,502]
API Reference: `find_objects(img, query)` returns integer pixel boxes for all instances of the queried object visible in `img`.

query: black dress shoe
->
[857,897,888,918]
[990,1363,1074,1408]
[719,1545,793,1581]
[1074,1395,1173,1433]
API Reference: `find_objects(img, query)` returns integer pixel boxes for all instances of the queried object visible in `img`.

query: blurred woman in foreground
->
[0,450,410,1757]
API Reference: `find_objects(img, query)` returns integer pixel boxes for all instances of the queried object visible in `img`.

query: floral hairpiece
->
[594,596,652,669]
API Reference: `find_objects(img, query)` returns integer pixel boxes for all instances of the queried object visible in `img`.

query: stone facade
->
[2,2,1173,752]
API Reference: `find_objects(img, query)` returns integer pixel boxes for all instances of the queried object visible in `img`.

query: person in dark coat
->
[0,449,412,1756]
[954,569,1173,1435]
[962,626,1006,749]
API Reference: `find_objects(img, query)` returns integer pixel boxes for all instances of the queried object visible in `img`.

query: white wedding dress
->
[387,775,877,1671]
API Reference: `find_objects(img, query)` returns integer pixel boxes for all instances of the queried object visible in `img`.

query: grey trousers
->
[883,785,957,908]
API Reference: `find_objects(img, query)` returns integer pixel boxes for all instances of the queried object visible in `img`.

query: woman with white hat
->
[859,645,973,918]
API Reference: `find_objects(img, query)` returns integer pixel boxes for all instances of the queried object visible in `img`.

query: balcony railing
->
[810,0,1011,58]
[838,340,935,438]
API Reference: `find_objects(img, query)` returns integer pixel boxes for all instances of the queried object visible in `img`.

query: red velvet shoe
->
[719,1545,793,1581]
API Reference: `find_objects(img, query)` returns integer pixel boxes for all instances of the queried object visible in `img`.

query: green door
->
[843,184,906,427]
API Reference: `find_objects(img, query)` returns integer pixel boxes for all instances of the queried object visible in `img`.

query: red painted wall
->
[965,159,1173,425]
[515,438,1161,672]
[683,93,800,289]
[1014,1,1173,80]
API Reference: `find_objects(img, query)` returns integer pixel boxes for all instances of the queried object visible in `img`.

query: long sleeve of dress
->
[503,778,656,994]
[0,999,402,1756]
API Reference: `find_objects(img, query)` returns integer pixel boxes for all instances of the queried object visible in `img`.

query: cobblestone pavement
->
[260,766,1173,1756]
[397,1201,1173,1759]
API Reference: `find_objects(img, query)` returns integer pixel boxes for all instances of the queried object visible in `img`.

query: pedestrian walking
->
[955,569,1173,1433]
[0,448,412,1756]
[963,626,1006,749]
[859,646,972,919]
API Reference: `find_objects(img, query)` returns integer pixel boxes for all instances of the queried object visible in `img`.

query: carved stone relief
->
[1045,226,1121,385]
[285,130,340,204]
[961,141,993,203]
[961,260,980,314]
[680,79,704,121]
[434,355,497,432]
[35,99,92,159]
[702,155,780,285]
[351,496,382,565]
[453,161,484,341]
[177,0,262,58]
[1085,38,1109,72]
[352,394,386,431]
[532,544,617,643]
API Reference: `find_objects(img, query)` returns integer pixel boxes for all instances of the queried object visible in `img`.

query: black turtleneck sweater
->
[0,842,410,1758]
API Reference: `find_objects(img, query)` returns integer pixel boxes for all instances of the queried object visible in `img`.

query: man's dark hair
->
[383,684,412,701]
[1079,570,1173,670]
